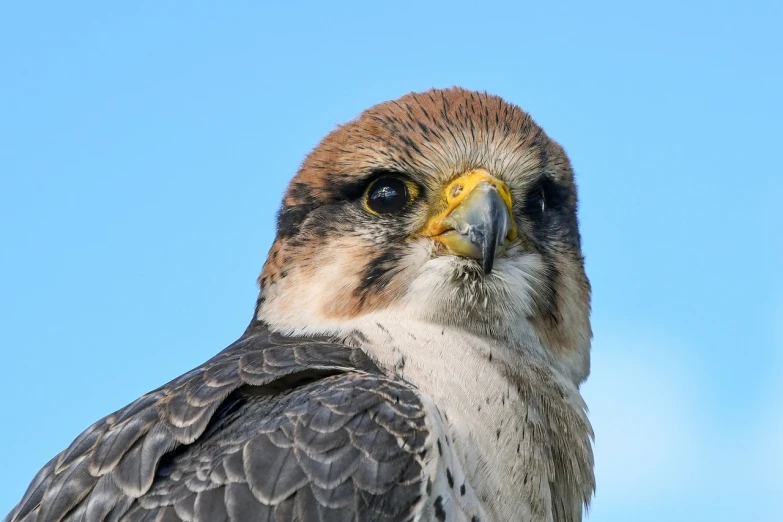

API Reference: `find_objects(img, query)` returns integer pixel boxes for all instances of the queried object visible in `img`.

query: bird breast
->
[342,316,593,522]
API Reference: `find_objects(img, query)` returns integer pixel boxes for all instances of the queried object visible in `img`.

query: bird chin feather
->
[258,237,547,345]
[256,238,591,384]
[389,250,548,343]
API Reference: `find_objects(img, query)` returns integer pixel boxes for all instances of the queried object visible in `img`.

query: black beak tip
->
[481,256,495,275]
[480,240,496,274]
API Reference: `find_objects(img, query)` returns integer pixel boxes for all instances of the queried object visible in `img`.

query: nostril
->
[450,184,464,199]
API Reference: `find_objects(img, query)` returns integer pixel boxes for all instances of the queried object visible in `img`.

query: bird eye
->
[365,176,411,215]
[527,180,558,216]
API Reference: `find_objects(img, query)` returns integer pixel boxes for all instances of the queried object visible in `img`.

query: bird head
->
[257,88,592,383]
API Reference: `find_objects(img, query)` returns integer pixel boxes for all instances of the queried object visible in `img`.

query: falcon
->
[5,88,595,522]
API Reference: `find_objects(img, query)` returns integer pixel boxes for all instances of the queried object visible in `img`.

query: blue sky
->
[1,2,781,520]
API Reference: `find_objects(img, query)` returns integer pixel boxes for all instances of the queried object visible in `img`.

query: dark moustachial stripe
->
[354,249,403,304]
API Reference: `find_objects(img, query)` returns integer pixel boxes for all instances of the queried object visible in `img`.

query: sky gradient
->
[1,2,782,520]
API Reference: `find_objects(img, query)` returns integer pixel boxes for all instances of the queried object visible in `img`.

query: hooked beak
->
[422,170,517,274]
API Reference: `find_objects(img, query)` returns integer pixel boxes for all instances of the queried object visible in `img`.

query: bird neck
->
[341,315,593,521]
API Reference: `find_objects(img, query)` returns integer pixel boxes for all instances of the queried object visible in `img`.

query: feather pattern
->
[7,87,596,522]
[4,323,430,522]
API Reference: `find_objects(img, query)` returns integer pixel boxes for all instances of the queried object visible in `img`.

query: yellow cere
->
[422,169,518,239]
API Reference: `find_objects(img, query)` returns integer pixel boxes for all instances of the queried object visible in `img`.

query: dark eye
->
[365,176,410,214]
[526,186,546,214]
[527,177,568,216]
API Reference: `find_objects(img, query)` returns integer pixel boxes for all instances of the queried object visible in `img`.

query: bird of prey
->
[6,88,594,522]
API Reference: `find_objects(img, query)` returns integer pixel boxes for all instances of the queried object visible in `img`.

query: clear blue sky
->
[1,2,781,520]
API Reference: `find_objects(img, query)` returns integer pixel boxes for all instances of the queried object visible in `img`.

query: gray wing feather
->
[5,324,429,522]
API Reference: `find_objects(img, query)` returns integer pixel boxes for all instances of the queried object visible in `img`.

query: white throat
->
[258,249,590,385]
[258,255,593,520]
[340,314,589,521]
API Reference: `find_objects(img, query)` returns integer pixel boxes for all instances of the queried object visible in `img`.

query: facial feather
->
[257,87,591,384]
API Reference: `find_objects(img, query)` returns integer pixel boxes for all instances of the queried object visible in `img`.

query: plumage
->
[6,87,595,522]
